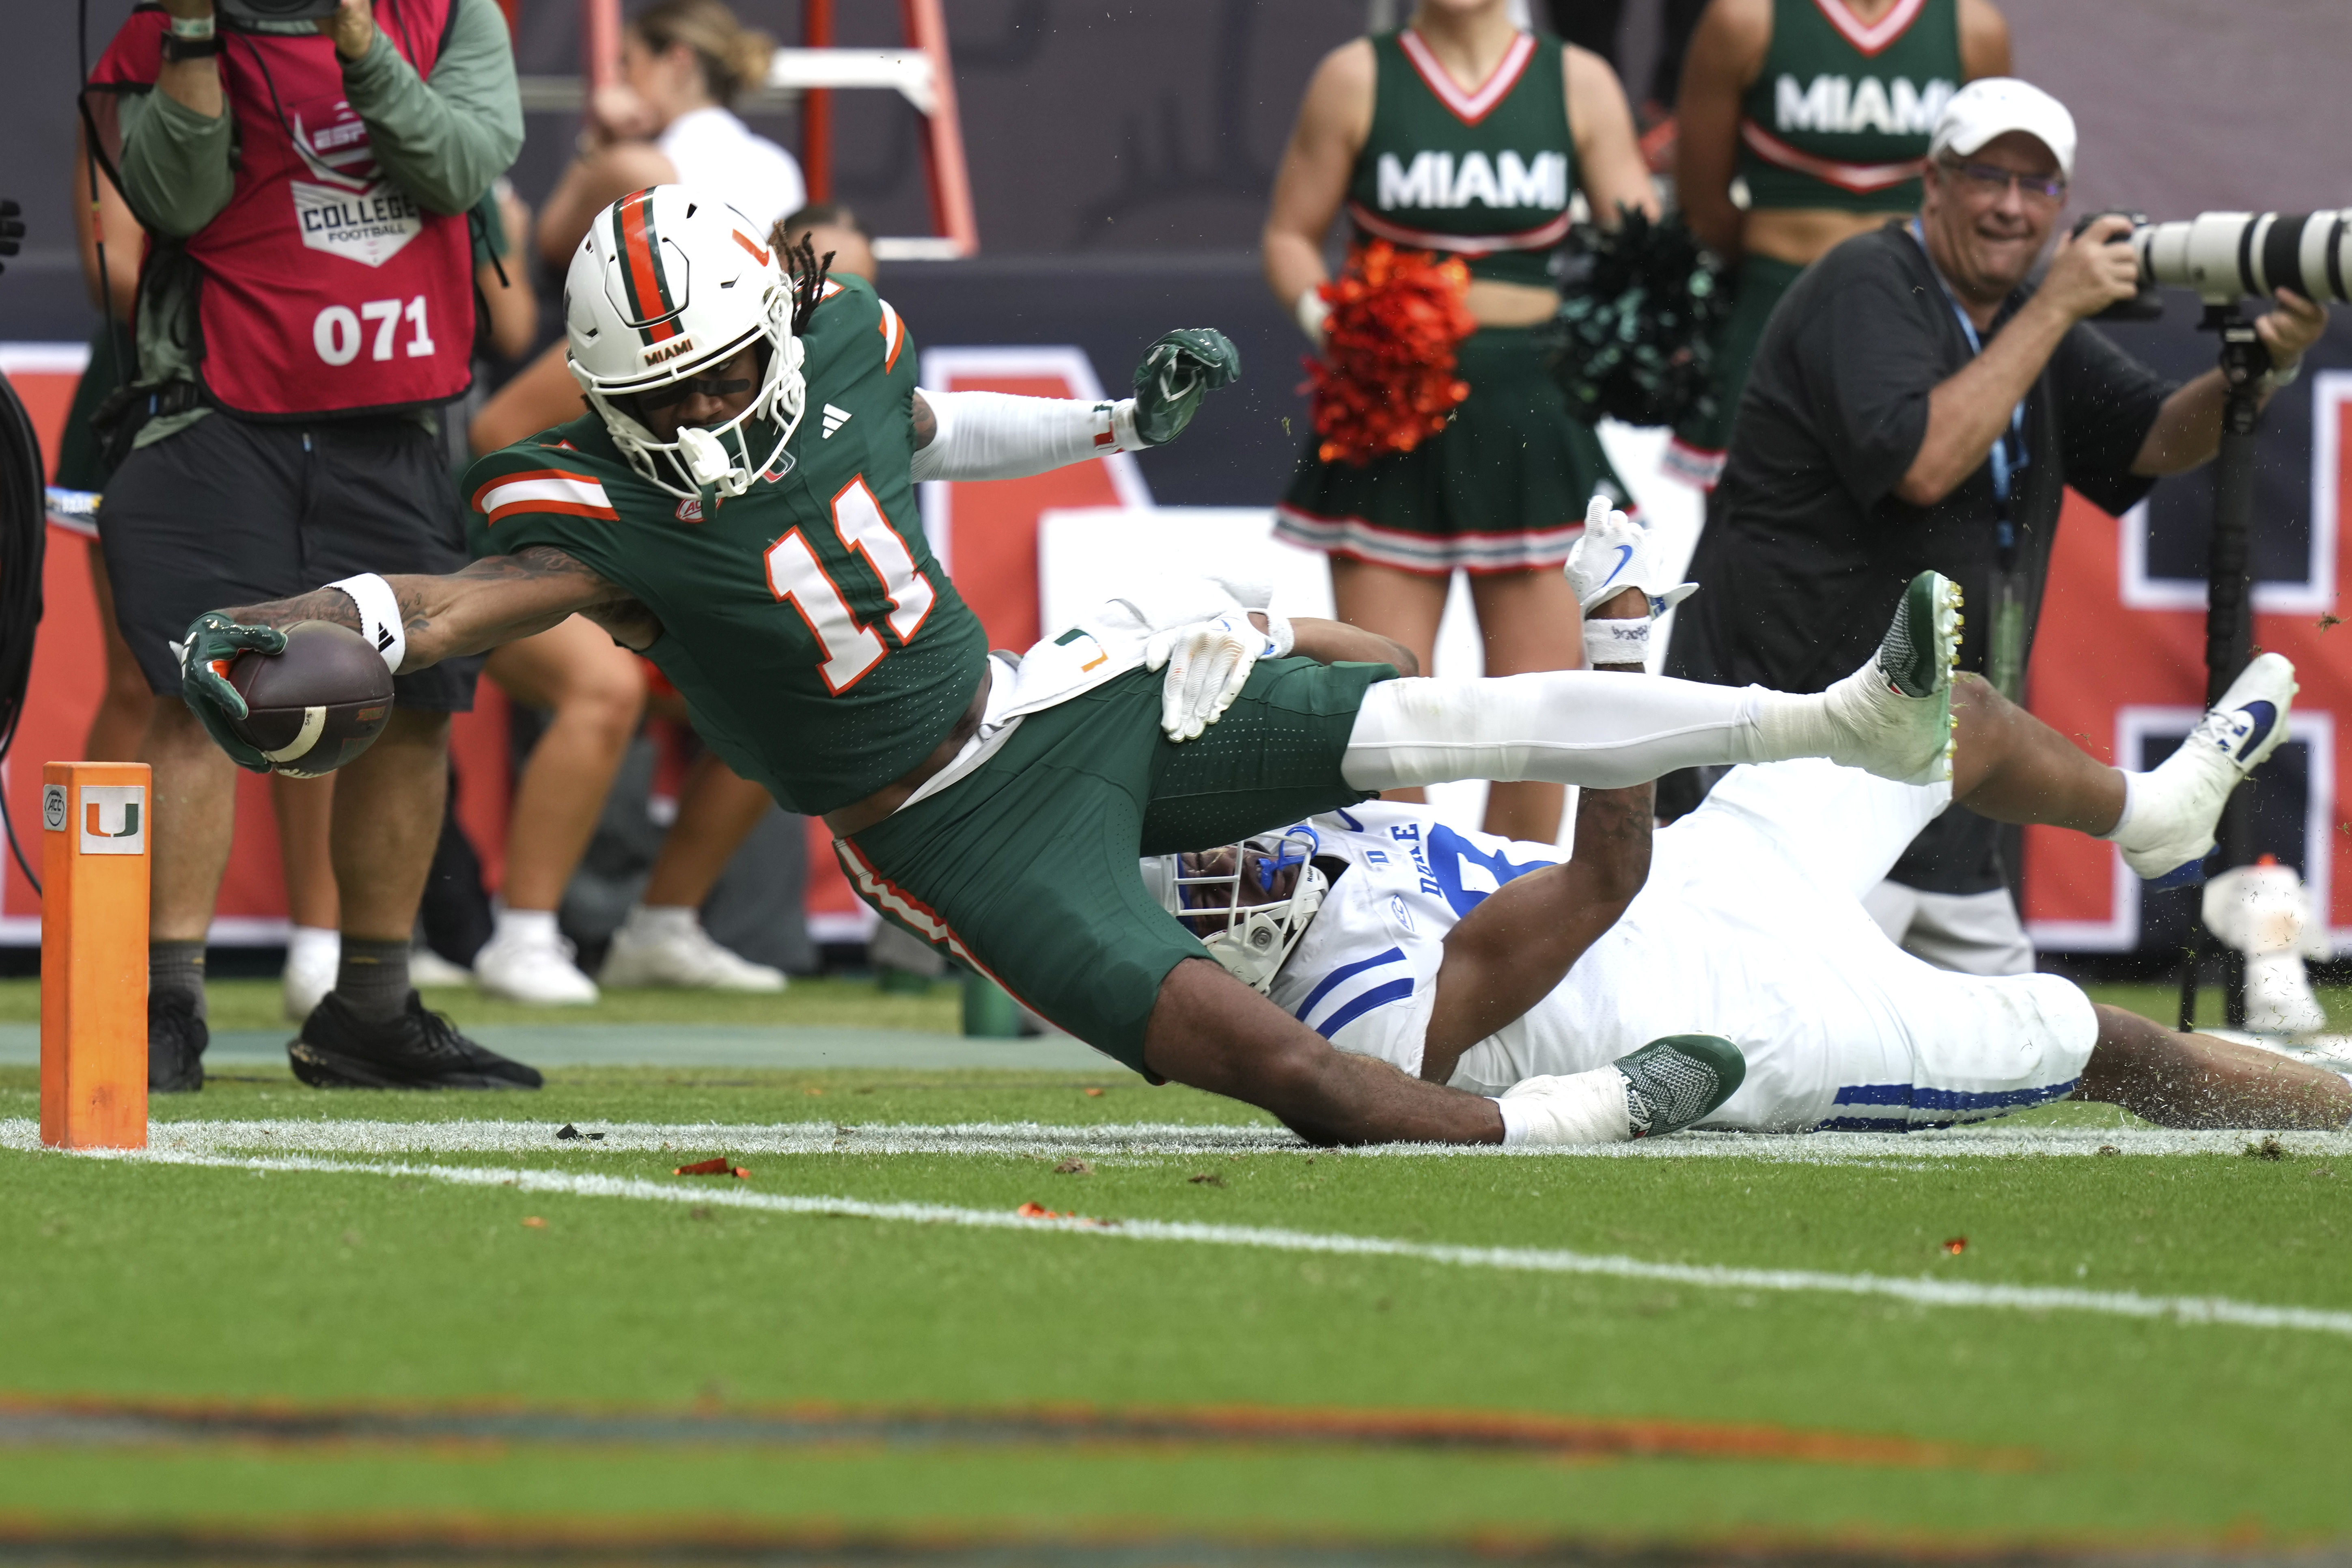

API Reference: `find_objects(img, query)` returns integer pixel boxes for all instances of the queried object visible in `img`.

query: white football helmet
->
[565,184,807,500]
[1140,824,1330,994]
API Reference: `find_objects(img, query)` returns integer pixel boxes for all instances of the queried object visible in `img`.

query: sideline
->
[7,1117,2351,1163]
[42,1143,2352,1341]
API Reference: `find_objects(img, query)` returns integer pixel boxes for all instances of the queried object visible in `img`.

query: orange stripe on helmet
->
[614,190,681,343]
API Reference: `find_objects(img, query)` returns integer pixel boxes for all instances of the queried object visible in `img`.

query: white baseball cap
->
[1929,78,2077,181]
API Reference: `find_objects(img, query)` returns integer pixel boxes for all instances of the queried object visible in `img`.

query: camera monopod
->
[2111,212,2352,1029]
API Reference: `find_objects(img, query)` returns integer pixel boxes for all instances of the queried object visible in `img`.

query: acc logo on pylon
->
[42,785,67,833]
[78,786,147,856]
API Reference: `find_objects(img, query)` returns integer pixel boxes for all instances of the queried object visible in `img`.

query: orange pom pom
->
[1303,242,1478,466]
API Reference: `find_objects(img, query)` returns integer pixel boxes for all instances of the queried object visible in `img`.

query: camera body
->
[2132,210,2352,306]
[218,0,345,24]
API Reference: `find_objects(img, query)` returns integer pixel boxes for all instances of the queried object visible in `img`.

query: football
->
[224,619,396,777]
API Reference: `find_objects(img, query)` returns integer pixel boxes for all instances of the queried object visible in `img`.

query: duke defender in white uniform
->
[1151,645,2352,1137]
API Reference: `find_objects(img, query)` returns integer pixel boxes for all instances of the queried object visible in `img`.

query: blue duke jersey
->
[1266,802,1563,1078]
[1268,771,2098,1133]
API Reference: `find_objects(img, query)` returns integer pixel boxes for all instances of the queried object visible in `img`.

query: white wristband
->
[1492,1096,1534,1147]
[327,573,405,673]
[1583,618,1650,669]
[1294,290,1330,345]
[1108,397,1144,452]
[1261,610,1295,660]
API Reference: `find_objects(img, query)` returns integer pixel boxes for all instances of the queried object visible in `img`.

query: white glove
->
[1564,494,1697,618]
[1145,611,1293,742]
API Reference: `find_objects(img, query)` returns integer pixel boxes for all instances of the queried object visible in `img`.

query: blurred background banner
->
[4,0,2350,964]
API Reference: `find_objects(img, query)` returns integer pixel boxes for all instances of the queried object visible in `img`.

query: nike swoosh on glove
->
[1564,494,1697,618]
[177,611,287,773]
[1144,611,1290,742]
[1131,328,1241,447]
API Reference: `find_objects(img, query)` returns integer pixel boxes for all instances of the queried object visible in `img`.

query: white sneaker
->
[1822,570,1962,786]
[599,907,787,992]
[474,917,600,1006]
[409,946,475,987]
[2113,653,2297,883]
[282,926,340,1022]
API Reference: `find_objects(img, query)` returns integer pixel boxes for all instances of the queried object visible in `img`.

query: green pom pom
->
[1539,209,1733,429]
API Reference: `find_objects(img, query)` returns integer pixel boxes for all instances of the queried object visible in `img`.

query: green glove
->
[1130,328,1240,447]
[175,612,287,773]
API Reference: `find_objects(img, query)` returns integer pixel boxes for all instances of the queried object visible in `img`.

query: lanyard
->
[1910,219,2028,517]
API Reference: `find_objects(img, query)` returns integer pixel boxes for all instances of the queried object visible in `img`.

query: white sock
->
[1751,687,1843,764]
[494,907,561,947]
[287,925,340,966]
[2098,771,2142,840]
[1341,673,1772,793]
[1494,1068,1635,1146]
[625,904,700,938]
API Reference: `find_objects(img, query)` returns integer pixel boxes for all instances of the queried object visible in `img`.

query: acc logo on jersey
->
[674,495,704,523]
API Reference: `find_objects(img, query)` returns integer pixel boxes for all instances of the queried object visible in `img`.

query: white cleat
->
[281,926,339,1022]
[473,926,601,1006]
[2112,652,2297,885]
[599,908,787,992]
[1822,570,1962,786]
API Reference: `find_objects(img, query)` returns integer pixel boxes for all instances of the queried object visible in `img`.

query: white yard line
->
[5,1117,2350,1162]
[28,1143,2352,1341]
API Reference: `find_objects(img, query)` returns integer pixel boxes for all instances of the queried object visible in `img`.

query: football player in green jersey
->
[180,186,1967,1144]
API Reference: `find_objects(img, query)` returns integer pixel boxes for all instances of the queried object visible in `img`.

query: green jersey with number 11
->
[461,274,988,816]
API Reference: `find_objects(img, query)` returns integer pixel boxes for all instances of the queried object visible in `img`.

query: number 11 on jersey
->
[764,476,937,694]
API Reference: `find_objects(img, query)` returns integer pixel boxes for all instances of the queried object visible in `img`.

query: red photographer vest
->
[94,3,474,418]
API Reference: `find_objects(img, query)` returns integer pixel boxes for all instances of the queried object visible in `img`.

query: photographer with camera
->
[1663,77,2327,975]
[82,0,529,1091]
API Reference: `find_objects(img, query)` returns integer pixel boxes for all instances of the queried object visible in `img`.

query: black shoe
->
[1615,1034,1744,1138]
[148,991,207,1094]
[289,991,543,1091]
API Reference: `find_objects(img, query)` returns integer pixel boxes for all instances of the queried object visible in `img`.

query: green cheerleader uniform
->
[1665,0,1962,485]
[1276,27,1628,576]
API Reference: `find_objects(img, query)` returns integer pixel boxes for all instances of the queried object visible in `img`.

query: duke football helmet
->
[1140,825,1330,994]
[564,185,806,500]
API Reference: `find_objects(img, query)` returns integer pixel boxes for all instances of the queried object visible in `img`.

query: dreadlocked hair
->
[785,235,835,337]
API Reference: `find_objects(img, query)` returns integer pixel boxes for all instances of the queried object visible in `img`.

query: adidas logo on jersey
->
[821,403,852,438]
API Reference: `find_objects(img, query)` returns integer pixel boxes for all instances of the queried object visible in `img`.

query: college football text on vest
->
[93,2,475,417]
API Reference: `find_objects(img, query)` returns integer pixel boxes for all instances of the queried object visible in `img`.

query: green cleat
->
[1615,1033,1746,1138]
[1823,570,1963,786]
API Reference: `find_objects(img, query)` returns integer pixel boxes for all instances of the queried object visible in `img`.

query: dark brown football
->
[224,619,396,777]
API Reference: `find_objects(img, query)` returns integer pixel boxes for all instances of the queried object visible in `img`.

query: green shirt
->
[462,276,990,817]
[1735,0,1961,214]
[1345,28,1576,289]
[106,0,522,446]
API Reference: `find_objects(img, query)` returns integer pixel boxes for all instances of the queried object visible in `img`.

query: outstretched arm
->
[213,546,641,672]
[908,329,1240,481]
[1144,958,1506,1146]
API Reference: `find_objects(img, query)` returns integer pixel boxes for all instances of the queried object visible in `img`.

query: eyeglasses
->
[1940,159,2067,207]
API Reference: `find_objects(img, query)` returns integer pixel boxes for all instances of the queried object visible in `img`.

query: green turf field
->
[4,978,2349,1564]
